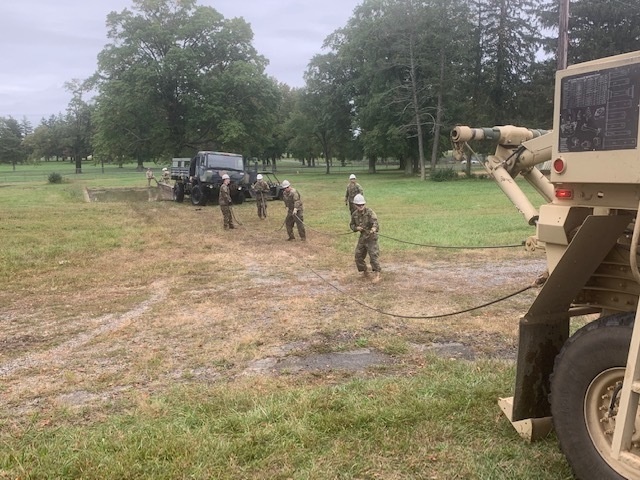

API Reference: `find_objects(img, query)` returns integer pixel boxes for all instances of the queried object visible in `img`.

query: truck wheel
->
[233,191,245,205]
[173,183,184,203]
[191,185,207,206]
[550,312,637,480]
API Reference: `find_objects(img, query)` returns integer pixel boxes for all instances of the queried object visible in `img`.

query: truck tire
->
[550,312,637,480]
[233,191,245,205]
[191,185,207,206]
[173,183,184,203]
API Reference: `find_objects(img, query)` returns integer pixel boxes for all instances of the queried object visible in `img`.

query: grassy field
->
[0,161,574,479]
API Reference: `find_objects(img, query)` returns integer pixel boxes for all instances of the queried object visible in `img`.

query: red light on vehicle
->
[555,188,573,199]
[553,158,566,174]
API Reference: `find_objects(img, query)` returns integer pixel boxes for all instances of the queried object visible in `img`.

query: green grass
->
[0,358,571,480]
[0,161,566,479]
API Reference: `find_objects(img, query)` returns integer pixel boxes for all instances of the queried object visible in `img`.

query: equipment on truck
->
[170,151,250,206]
[246,171,284,201]
[451,50,640,479]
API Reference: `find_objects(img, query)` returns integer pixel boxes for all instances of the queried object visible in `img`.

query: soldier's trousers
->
[355,234,380,272]
[286,211,305,239]
[221,205,234,228]
[257,195,267,218]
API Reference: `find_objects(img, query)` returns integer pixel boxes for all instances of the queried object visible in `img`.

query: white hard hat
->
[281,180,291,188]
[349,174,356,180]
[257,174,263,180]
[162,168,168,171]
[222,174,230,180]
[353,194,366,205]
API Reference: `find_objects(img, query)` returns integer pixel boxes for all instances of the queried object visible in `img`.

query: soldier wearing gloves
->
[281,180,306,241]
[219,174,235,230]
[349,194,380,282]
[344,174,364,214]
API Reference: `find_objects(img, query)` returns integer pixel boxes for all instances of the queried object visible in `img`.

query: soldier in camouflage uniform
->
[146,167,157,186]
[281,180,306,241]
[344,174,363,214]
[219,174,235,230]
[161,168,171,183]
[253,173,270,219]
[349,193,380,282]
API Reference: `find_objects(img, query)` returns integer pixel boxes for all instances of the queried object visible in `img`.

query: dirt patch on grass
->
[0,199,546,422]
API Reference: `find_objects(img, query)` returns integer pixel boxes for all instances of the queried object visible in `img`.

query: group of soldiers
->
[230,173,381,283]
[145,167,171,186]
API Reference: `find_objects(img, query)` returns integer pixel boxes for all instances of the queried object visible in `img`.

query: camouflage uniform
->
[283,187,306,241]
[219,183,235,229]
[146,168,156,186]
[161,171,171,183]
[345,181,364,214]
[253,179,270,219]
[350,206,380,273]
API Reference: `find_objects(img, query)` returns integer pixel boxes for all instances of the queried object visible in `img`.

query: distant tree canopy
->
[14,0,640,176]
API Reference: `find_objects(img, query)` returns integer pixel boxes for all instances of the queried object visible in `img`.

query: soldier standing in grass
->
[146,167,156,186]
[253,173,270,219]
[344,174,363,214]
[349,193,380,283]
[219,174,235,230]
[281,180,306,241]
[161,167,171,183]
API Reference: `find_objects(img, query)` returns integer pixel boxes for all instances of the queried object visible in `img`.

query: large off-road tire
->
[190,185,207,206]
[232,191,245,205]
[550,312,640,480]
[173,183,184,203]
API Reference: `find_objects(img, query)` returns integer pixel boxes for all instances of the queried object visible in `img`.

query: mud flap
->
[511,214,632,421]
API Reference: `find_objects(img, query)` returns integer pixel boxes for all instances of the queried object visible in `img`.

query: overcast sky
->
[0,0,362,127]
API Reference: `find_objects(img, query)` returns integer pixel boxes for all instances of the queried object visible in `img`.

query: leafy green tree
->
[540,0,640,65]
[328,0,462,177]
[0,117,25,170]
[473,0,543,125]
[63,80,94,174]
[93,0,277,162]
[285,90,322,167]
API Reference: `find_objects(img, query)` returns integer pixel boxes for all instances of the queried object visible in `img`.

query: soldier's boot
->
[229,224,235,229]
[300,236,306,241]
[362,270,369,279]
[372,271,380,283]
[287,236,295,241]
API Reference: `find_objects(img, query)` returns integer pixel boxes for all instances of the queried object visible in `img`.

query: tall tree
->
[540,0,640,65]
[64,79,93,174]
[0,117,24,170]
[93,0,276,161]
[302,53,353,174]
[472,0,542,124]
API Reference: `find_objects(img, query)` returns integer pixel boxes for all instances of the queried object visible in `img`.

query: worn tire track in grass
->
[0,280,168,377]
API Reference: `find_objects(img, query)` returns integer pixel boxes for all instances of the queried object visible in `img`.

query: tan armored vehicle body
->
[452,51,640,479]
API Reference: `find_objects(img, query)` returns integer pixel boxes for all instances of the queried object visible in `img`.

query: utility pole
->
[558,0,569,70]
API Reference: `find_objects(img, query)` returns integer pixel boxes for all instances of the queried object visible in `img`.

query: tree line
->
[1,0,639,175]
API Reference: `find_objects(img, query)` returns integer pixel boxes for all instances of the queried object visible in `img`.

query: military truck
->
[451,50,640,479]
[171,151,250,206]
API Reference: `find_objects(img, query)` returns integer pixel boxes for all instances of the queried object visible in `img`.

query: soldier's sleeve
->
[349,211,357,232]
[370,210,379,232]
[294,191,302,210]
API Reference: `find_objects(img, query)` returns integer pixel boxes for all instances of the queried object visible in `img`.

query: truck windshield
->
[204,153,244,171]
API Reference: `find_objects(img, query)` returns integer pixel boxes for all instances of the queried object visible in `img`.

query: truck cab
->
[171,151,249,206]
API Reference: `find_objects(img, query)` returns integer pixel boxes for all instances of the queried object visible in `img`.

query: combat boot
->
[372,271,380,283]
[362,270,369,279]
